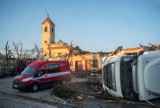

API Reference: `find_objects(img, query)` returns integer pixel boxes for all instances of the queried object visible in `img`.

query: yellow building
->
[41,17,103,72]
[122,47,144,55]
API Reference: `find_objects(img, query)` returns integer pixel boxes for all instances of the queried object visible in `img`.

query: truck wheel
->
[32,83,39,92]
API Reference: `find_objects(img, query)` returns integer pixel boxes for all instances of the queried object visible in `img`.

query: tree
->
[34,43,42,59]
[4,41,13,69]
[13,41,23,59]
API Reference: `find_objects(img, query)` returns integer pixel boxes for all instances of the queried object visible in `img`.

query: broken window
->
[75,61,82,70]
[58,52,62,57]
[93,60,98,68]
[85,60,91,71]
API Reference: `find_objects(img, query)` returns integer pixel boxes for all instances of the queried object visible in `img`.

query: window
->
[48,64,59,73]
[93,60,98,68]
[44,41,47,43]
[44,26,48,32]
[21,66,38,75]
[58,52,62,57]
[52,27,53,33]
[104,63,116,91]
[37,66,46,76]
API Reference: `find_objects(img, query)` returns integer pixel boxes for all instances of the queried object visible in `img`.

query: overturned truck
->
[102,50,160,100]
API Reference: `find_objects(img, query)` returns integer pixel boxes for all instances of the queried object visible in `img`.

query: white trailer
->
[102,50,160,100]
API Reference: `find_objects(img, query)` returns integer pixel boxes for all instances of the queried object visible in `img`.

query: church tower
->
[41,17,55,58]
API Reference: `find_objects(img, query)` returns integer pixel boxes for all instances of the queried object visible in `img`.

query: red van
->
[12,60,71,92]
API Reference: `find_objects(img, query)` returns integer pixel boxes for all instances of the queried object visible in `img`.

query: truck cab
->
[102,50,160,100]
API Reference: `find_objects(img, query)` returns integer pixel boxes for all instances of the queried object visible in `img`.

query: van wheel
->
[31,83,39,92]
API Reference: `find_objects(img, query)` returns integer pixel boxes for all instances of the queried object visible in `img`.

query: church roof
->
[41,17,55,26]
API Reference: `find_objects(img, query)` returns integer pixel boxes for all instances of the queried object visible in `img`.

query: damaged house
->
[109,43,160,56]
[41,17,105,72]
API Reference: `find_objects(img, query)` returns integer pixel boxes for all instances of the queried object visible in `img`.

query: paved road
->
[0,92,57,108]
[0,77,53,100]
[0,77,73,108]
[0,77,160,108]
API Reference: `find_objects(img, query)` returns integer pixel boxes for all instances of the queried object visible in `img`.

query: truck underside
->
[120,56,138,99]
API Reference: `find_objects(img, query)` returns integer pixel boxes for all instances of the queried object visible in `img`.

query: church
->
[41,17,104,72]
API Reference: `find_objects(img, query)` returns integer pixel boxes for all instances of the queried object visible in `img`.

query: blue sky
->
[0,0,160,53]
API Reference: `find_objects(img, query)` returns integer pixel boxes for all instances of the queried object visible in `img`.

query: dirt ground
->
[52,76,160,108]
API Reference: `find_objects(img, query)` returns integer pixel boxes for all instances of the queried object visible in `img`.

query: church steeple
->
[41,17,55,26]
[41,17,55,58]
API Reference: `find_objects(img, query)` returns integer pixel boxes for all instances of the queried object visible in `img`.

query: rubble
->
[87,95,95,99]
[50,43,160,107]
[77,96,83,100]
[108,43,160,56]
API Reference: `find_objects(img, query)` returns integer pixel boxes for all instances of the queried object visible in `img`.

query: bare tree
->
[59,41,73,61]
[30,48,35,58]
[34,43,41,59]
[23,49,31,58]
[13,41,23,59]
[20,42,23,58]
[4,41,13,69]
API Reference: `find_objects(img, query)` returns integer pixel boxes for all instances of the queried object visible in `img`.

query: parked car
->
[12,60,71,92]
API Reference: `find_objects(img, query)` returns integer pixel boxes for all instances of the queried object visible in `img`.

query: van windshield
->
[21,66,38,75]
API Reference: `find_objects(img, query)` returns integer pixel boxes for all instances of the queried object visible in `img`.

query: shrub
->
[52,84,74,99]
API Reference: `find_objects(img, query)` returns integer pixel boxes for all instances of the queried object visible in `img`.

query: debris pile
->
[86,74,102,93]
[109,43,160,56]
[71,69,102,78]
[142,43,160,50]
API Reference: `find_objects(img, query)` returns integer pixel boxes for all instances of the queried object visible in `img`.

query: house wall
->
[69,53,102,71]
[49,52,101,71]
[50,47,69,59]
